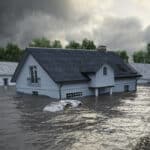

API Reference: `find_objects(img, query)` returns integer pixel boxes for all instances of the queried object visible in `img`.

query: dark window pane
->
[3,78,8,86]
[29,66,38,83]
[103,67,107,75]
[124,85,129,92]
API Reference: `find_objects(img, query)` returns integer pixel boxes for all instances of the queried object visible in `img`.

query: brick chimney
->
[97,45,107,52]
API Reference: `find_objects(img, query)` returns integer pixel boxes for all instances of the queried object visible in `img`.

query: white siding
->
[113,79,137,92]
[89,64,115,88]
[61,82,94,99]
[16,55,59,99]
[0,75,15,86]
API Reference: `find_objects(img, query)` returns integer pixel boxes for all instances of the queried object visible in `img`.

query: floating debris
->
[43,100,82,112]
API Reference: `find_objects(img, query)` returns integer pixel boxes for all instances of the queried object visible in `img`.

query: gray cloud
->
[94,17,145,52]
[0,0,150,52]
[0,0,74,46]
[143,26,150,44]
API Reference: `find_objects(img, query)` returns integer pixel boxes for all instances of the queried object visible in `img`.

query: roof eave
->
[115,74,142,79]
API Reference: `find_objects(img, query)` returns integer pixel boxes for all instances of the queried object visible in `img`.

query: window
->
[32,91,38,95]
[66,92,83,99]
[3,78,8,86]
[103,67,107,75]
[29,66,38,83]
[124,85,129,92]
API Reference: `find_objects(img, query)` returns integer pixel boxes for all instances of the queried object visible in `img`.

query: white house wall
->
[89,64,115,88]
[0,75,15,86]
[113,79,137,92]
[61,82,94,99]
[16,55,60,99]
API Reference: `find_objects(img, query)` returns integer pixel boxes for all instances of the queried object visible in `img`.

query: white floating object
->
[43,100,82,112]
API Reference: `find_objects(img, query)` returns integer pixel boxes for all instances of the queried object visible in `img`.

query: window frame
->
[66,92,83,99]
[103,66,107,76]
[29,66,38,83]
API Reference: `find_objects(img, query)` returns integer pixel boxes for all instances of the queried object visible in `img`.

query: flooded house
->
[0,62,18,87]
[12,47,141,99]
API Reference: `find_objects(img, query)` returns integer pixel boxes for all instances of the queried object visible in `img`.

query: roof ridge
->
[27,47,100,52]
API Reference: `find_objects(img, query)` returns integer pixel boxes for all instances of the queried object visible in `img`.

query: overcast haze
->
[0,0,150,51]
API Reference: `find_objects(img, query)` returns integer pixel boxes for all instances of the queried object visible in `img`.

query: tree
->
[81,38,96,50]
[116,50,129,63]
[66,41,81,49]
[52,40,62,48]
[5,43,22,62]
[147,43,150,55]
[0,47,5,61]
[29,37,51,48]
[133,51,146,63]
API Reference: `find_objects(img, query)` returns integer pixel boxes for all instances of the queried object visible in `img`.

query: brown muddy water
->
[0,86,150,150]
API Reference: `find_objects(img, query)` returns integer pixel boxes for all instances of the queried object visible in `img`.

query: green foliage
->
[0,43,23,62]
[133,51,146,63]
[81,38,96,50]
[5,43,22,61]
[4,38,150,64]
[29,37,51,48]
[0,47,5,61]
[66,38,96,50]
[132,43,150,63]
[29,38,63,48]
[52,40,62,48]
[116,50,129,63]
[66,41,81,49]
[147,43,150,55]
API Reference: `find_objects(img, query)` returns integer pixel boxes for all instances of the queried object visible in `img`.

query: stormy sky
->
[1,0,150,51]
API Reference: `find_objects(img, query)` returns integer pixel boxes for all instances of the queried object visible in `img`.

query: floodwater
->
[0,86,150,150]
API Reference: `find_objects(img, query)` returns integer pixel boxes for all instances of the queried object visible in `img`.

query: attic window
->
[29,66,38,83]
[103,67,107,75]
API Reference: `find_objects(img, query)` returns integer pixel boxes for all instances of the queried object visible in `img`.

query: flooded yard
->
[0,86,150,150]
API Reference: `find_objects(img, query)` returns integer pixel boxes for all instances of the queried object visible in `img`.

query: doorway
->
[3,78,8,86]
[124,85,129,92]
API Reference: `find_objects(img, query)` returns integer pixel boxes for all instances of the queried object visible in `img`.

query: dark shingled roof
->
[12,47,141,83]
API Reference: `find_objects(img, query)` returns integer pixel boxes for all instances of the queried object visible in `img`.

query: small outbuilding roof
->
[0,62,18,76]
[130,63,150,80]
[12,48,141,83]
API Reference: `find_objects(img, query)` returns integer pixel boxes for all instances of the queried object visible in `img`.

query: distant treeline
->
[0,37,149,63]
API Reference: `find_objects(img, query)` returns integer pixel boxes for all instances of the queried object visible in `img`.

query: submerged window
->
[32,91,38,95]
[29,66,38,83]
[66,92,82,99]
[3,78,8,86]
[124,85,129,92]
[103,67,107,75]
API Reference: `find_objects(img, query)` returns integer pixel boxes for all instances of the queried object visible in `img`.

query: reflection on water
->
[0,86,150,150]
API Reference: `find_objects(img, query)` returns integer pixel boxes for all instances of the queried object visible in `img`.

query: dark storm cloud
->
[0,0,73,45]
[0,0,150,51]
